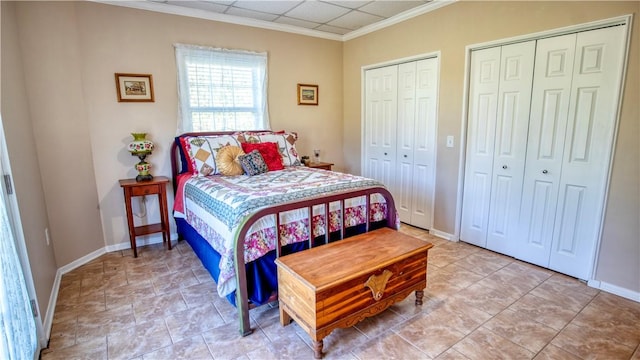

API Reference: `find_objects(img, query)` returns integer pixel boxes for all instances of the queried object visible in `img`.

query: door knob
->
[384,152,387,156]
[404,155,408,158]
[542,170,548,174]
[502,165,507,169]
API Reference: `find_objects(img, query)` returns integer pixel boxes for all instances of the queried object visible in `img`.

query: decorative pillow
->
[181,135,243,176]
[241,142,284,171]
[215,145,245,176]
[242,132,301,167]
[238,150,269,176]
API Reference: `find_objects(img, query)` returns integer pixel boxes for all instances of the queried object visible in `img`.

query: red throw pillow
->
[241,142,284,171]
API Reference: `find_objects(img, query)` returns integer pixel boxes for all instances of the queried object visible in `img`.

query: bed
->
[170,130,398,336]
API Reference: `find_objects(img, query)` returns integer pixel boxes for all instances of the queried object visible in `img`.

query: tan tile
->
[388,290,432,319]
[529,277,596,313]
[133,291,188,323]
[427,264,485,297]
[450,250,512,276]
[141,335,214,359]
[435,348,471,360]
[395,311,466,358]
[534,344,582,360]
[47,317,77,350]
[508,293,578,330]
[351,332,427,359]
[165,302,225,343]
[76,304,135,341]
[180,281,219,307]
[202,321,271,359]
[588,291,640,321]
[107,319,172,360]
[632,346,640,360]
[105,281,156,309]
[551,323,636,359]
[244,333,314,360]
[501,261,553,284]
[483,309,558,353]
[449,283,519,316]
[452,327,534,359]
[80,270,128,296]
[295,322,369,358]
[545,273,599,297]
[478,266,544,297]
[428,241,480,268]
[353,308,405,338]
[191,266,215,284]
[571,305,640,348]
[40,336,107,360]
[152,269,200,294]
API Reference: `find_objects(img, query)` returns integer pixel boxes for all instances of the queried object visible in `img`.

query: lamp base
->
[136,174,153,182]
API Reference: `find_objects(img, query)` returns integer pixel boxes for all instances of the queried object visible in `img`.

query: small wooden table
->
[275,228,433,358]
[119,176,171,257]
[306,161,334,171]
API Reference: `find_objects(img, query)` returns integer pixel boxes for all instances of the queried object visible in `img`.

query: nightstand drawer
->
[130,184,159,196]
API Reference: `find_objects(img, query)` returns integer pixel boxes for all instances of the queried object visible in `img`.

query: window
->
[175,44,270,133]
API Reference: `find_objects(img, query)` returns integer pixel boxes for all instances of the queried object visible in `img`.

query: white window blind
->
[175,44,270,133]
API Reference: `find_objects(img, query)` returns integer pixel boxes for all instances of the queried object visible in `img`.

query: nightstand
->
[306,162,334,171]
[119,176,171,257]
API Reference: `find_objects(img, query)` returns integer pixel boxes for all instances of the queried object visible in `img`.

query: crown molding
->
[90,0,455,42]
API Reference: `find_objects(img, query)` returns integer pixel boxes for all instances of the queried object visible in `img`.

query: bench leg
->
[279,306,292,327]
[313,339,323,359]
[415,290,424,306]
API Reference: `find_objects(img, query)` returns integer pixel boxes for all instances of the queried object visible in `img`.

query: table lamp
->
[127,133,154,182]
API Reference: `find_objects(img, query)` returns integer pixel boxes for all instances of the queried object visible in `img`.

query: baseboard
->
[429,228,457,241]
[588,279,640,302]
[43,231,180,341]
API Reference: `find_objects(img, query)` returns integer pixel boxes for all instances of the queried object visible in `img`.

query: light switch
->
[446,135,454,148]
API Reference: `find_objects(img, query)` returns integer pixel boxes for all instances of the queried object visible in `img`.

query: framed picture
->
[297,83,318,105]
[115,73,154,102]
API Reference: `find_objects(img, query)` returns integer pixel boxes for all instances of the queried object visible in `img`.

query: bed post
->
[234,220,253,336]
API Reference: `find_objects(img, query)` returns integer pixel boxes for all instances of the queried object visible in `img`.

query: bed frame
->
[170,131,398,336]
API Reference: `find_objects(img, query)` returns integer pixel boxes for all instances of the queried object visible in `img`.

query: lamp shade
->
[128,133,154,155]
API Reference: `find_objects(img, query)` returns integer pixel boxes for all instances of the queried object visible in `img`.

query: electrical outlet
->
[45,228,50,246]
[446,135,454,148]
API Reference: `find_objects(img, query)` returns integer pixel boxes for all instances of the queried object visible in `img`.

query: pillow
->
[242,132,302,167]
[215,145,245,176]
[238,150,269,176]
[181,135,244,176]
[241,142,284,171]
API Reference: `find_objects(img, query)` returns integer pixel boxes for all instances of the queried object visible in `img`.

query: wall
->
[1,1,59,321]
[10,1,344,261]
[343,1,639,293]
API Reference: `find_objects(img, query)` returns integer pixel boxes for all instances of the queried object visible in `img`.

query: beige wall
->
[343,1,639,292]
[9,1,344,262]
[1,1,59,320]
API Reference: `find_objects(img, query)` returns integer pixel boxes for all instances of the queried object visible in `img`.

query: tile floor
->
[41,225,640,359]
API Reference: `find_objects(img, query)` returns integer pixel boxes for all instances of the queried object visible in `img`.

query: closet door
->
[485,41,535,254]
[364,65,398,195]
[549,25,627,279]
[517,26,627,279]
[516,34,577,267]
[460,47,501,248]
[396,59,438,229]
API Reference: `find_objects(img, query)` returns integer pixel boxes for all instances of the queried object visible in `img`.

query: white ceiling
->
[98,1,453,41]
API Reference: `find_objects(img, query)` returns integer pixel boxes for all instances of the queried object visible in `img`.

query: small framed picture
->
[297,83,318,106]
[115,73,154,102]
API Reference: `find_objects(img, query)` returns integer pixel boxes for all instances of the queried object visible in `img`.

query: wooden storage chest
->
[275,228,433,358]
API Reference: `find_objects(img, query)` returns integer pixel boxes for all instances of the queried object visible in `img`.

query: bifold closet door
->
[364,65,398,196]
[517,25,627,279]
[461,41,535,252]
[396,59,438,229]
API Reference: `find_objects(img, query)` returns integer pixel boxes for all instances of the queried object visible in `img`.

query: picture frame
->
[115,73,154,102]
[297,83,318,106]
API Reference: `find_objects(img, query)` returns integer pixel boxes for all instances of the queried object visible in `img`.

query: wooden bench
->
[275,227,434,359]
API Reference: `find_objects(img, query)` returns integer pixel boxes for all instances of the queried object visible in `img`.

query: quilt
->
[174,166,389,297]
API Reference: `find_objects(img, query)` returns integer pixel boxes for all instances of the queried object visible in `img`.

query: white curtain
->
[0,123,37,359]
[175,43,270,133]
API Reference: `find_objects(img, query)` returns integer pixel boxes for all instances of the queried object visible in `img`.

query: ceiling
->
[98,1,453,41]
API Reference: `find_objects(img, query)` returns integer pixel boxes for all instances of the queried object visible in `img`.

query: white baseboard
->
[429,228,457,241]
[43,231,180,341]
[588,279,640,302]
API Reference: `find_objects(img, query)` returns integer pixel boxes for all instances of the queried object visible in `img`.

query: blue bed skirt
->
[176,217,383,307]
